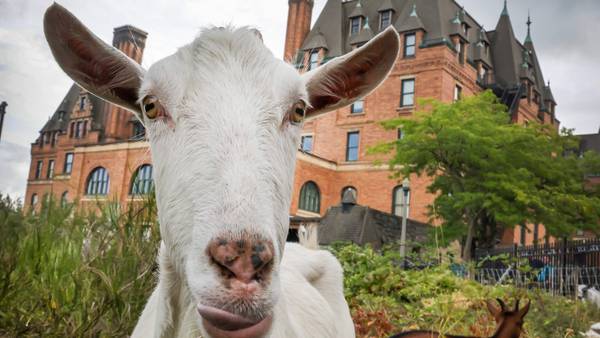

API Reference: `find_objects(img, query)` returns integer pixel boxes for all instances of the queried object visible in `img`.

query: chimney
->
[112,25,148,64]
[284,0,314,62]
[103,26,147,142]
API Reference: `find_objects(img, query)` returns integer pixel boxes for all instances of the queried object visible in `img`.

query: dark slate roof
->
[301,0,551,98]
[303,32,329,50]
[579,132,600,154]
[40,83,106,134]
[395,2,425,33]
[317,202,430,249]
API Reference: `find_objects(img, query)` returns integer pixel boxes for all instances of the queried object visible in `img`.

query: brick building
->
[26,0,558,246]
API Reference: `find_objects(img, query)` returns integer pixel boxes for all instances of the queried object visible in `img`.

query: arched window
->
[61,191,68,207]
[130,164,154,195]
[341,186,357,201]
[392,185,410,217]
[299,181,320,213]
[86,167,109,195]
[31,194,38,207]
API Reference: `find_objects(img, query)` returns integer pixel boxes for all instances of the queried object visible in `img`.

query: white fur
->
[131,27,355,338]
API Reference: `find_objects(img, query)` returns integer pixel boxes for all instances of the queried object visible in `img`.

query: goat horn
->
[496,298,507,311]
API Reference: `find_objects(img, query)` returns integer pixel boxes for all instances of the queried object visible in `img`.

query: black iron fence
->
[473,238,600,296]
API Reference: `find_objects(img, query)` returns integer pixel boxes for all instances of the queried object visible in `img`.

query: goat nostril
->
[208,236,274,285]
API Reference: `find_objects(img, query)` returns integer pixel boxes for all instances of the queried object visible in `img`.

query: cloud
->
[0,141,30,199]
[0,0,598,198]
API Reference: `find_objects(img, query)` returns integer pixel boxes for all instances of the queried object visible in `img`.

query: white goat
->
[43,4,399,338]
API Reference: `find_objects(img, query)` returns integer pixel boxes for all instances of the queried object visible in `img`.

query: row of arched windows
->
[297,181,410,216]
[84,164,154,196]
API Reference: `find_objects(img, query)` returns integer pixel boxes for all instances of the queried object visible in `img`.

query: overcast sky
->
[0,0,599,199]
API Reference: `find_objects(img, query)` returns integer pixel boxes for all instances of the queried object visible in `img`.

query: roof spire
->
[501,0,509,16]
[525,10,533,43]
[410,1,418,17]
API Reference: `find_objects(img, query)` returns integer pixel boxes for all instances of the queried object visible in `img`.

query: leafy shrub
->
[0,195,160,337]
[330,243,600,338]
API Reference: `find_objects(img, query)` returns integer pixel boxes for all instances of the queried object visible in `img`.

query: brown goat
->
[389,299,530,338]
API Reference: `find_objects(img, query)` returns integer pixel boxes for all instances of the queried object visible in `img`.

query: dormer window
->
[462,23,469,35]
[79,96,86,111]
[403,33,416,58]
[456,41,465,64]
[380,10,392,29]
[350,17,361,35]
[308,50,320,70]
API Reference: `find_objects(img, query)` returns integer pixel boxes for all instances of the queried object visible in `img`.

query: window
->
[308,51,319,70]
[61,191,68,207]
[520,224,527,246]
[47,160,55,179]
[64,153,74,174]
[479,67,487,82]
[404,33,416,57]
[86,167,109,196]
[299,181,320,213]
[301,135,313,153]
[392,185,410,217]
[462,23,469,35]
[69,122,75,138]
[457,41,465,64]
[400,79,415,107]
[31,194,38,207]
[341,186,357,201]
[35,160,43,179]
[79,96,85,110]
[533,223,539,245]
[380,10,392,29]
[130,164,154,195]
[346,131,360,161]
[75,121,82,138]
[351,100,364,114]
[397,129,404,140]
[454,85,462,102]
[350,17,361,35]
[132,121,146,139]
[51,132,58,147]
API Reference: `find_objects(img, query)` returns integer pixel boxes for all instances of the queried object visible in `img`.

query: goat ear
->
[302,26,399,119]
[518,300,531,318]
[44,3,144,115]
[486,300,501,318]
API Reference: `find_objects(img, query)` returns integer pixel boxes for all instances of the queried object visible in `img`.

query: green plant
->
[0,194,160,337]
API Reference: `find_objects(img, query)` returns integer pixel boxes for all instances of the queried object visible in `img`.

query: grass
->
[0,193,598,337]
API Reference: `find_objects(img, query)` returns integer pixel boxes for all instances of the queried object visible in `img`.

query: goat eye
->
[141,95,160,119]
[289,101,306,125]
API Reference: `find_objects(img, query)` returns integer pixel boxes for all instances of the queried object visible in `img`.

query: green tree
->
[371,91,600,260]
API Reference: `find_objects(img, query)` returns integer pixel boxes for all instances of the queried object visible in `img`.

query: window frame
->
[130,164,154,196]
[31,193,38,207]
[346,131,360,162]
[86,167,110,196]
[298,181,321,213]
[350,17,361,35]
[61,191,68,207]
[454,85,462,102]
[351,99,364,114]
[403,33,416,58]
[379,10,392,29]
[400,78,415,107]
[35,160,43,180]
[308,50,320,70]
[63,153,74,175]
[47,159,55,179]
[300,135,314,153]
